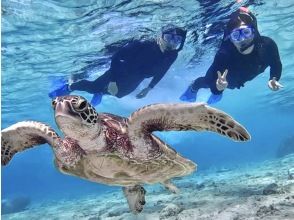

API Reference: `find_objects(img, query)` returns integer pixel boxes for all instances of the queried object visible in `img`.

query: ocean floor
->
[2,153,294,220]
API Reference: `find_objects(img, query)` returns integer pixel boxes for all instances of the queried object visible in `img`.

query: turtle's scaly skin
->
[101,114,134,156]
[55,106,196,186]
[57,137,196,186]
[1,121,59,165]
[1,95,250,213]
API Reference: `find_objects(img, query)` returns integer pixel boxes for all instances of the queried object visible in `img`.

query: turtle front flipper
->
[1,121,60,166]
[123,185,146,214]
[127,103,250,159]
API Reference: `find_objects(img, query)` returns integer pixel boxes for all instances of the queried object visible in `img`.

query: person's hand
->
[268,77,284,91]
[136,87,151,99]
[216,69,228,91]
[107,81,118,96]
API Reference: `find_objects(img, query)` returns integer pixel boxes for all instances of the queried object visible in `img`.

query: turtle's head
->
[52,95,100,138]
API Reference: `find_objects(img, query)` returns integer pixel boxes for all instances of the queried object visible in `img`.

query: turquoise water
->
[1,0,294,215]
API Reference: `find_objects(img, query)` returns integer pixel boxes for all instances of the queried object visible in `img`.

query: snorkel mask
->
[161,25,187,51]
[163,33,183,50]
[230,25,255,53]
[230,26,254,42]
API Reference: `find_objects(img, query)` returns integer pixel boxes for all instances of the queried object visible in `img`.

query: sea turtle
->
[1,95,250,213]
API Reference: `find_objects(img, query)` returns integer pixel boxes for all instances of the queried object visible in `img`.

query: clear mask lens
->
[163,33,183,49]
[243,28,253,38]
[230,27,254,42]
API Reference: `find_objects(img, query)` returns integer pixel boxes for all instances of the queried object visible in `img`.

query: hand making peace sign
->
[216,69,228,91]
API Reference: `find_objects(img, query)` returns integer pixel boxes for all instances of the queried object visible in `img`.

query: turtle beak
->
[55,102,69,117]
[54,99,76,118]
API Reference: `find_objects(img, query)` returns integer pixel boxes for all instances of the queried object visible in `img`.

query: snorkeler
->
[180,7,283,104]
[49,24,187,105]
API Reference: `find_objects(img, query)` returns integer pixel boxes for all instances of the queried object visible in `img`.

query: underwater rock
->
[288,168,294,180]
[195,182,206,190]
[177,182,194,189]
[155,199,164,206]
[262,183,279,195]
[285,195,294,200]
[216,168,232,173]
[276,136,294,158]
[206,180,217,188]
[1,196,31,214]
[283,183,294,194]
[256,204,279,217]
[2,154,294,219]
[159,203,182,219]
[265,172,274,177]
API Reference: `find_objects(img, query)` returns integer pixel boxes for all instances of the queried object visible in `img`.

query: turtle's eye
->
[74,99,88,112]
[51,100,57,109]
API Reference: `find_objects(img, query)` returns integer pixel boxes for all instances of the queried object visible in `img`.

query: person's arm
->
[205,50,229,95]
[149,54,178,89]
[136,70,166,99]
[265,37,283,91]
[136,53,178,99]
[148,69,168,89]
[267,38,282,81]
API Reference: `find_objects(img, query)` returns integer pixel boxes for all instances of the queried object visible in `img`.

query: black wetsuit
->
[71,40,178,98]
[192,36,282,94]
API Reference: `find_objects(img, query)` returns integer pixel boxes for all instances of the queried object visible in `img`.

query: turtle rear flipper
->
[162,180,180,194]
[127,103,250,160]
[1,121,59,166]
[123,185,146,214]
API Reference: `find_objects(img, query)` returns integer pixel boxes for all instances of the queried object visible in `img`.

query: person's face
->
[230,23,255,54]
[162,30,184,51]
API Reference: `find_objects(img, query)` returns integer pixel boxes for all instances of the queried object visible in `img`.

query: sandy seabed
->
[2,154,294,220]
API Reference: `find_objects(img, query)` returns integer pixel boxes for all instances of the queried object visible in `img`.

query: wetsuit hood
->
[222,8,261,51]
[161,24,187,51]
